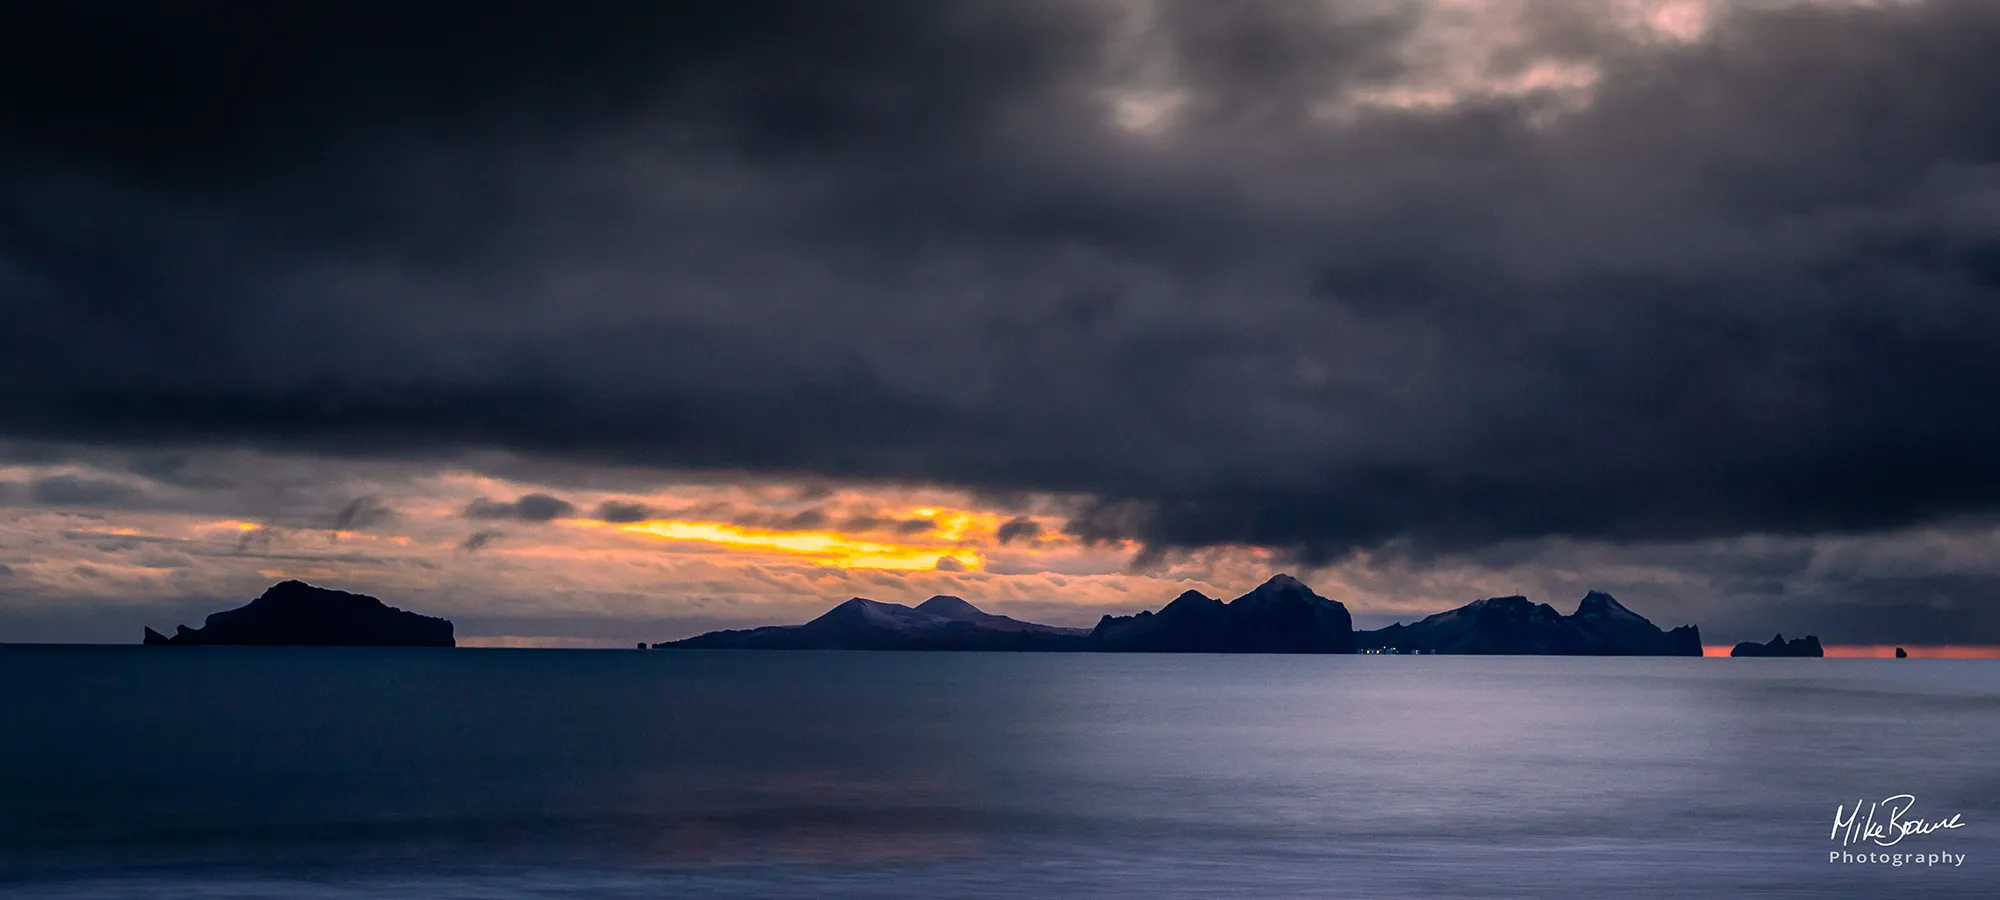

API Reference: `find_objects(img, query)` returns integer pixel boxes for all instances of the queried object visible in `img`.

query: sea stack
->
[1729,633,1824,657]
[1895,647,1908,658]
[143,581,454,647]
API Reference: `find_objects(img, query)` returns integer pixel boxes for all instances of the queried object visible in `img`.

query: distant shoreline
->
[12,642,2000,658]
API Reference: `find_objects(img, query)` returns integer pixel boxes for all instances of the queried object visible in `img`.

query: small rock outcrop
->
[1729,633,1824,657]
[143,581,454,647]
[1895,647,1908,658]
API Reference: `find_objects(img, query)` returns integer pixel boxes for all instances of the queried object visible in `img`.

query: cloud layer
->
[2,1,1998,641]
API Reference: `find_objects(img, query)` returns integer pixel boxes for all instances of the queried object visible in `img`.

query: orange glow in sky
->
[200,520,262,532]
[7,461,1997,650]
[611,519,982,571]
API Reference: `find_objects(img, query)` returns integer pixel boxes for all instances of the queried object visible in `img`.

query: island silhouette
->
[1729,633,1825,657]
[650,575,1711,655]
[1357,590,1703,656]
[143,581,454,647]
[136,575,1828,656]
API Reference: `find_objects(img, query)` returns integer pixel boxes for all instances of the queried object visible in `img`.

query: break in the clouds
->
[1,1,1998,642]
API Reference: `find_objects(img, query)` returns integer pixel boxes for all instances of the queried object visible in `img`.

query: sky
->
[2,0,1998,647]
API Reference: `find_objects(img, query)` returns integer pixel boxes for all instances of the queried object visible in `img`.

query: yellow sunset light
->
[935,513,977,541]
[615,520,981,571]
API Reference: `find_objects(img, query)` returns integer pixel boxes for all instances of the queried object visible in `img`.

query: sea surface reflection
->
[1,647,1993,898]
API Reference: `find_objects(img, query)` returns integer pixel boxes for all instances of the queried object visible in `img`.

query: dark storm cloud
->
[124,453,238,490]
[593,500,654,524]
[3,1,2000,563]
[828,512,934,534]
[462,494,577,523]
[26,475,149,508]
[996,517,1044,544]
[330,496,396,532]
[783,508,830,530]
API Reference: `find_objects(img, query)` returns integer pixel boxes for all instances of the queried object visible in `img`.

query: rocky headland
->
[143,581,454,647]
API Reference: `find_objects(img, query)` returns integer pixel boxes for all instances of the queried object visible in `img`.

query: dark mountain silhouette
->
[657,577,1358,653]
[1088,574,1356,653]
[652,596,1089,651]
[1570,590,1704,655]
[914,595,1078,633]
[1356,591,1701,655]
[142,580,454,647]
[1084,590,1225,652]
[651,577,1720,656]
[1730,633,1824,657]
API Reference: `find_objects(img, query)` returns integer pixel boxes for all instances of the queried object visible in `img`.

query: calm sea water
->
[0,647,1993,898]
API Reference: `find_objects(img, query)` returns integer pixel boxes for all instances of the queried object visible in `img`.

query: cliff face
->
[1570,591,1704,656]
[1356,591,1702,656]
[1729,633,1824,657]
[143,581,454,647]
[1089,575,1356,654]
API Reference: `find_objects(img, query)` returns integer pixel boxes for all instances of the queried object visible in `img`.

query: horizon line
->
[1699,644,2000,659]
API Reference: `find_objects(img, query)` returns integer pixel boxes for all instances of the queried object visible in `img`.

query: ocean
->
[1,647,1993,898]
